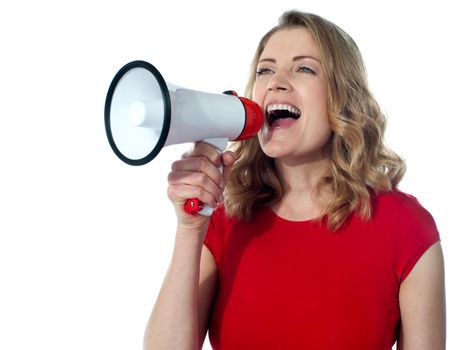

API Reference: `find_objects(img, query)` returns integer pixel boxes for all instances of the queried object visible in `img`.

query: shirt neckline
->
[264,205,325,225]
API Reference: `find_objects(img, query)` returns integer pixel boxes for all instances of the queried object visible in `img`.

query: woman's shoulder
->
[372,188,428,214]
[371,188,438,236]
[210,204,240,225]
[373,188,417,203]
[204,204,265,262]
[372,190,440,284]
[369,188,437,231]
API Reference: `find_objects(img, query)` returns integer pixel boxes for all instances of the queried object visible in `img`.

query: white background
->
[1,0,468,349]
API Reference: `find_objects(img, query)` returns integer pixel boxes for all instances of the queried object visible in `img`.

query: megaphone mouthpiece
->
[235,96,263,140]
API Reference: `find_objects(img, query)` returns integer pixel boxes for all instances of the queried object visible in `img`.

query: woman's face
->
[252,27,331,163]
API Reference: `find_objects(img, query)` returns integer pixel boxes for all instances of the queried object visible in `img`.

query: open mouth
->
[266,104,301,127]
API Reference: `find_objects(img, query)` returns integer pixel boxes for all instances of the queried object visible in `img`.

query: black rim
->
[104,60,171,166]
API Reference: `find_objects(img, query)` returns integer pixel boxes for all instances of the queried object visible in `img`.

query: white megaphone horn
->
[104,60,263,216]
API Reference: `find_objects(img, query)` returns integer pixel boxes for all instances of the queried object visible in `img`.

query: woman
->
[144,10,446,350]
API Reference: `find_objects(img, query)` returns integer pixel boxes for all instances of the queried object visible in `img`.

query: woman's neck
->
[272,155,332,221]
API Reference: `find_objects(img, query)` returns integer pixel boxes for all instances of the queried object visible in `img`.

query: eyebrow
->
[258,55,321,64]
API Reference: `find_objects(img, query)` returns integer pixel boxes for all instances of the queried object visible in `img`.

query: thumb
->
[221,151,235,184]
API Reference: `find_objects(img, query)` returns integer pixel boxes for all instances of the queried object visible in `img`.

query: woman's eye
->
[297,66,316,74]
[256,67,273,76]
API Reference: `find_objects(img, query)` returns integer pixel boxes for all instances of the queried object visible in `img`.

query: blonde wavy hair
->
[224,10,406,231]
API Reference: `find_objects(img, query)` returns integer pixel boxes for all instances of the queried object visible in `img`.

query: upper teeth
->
[267,104,301,116]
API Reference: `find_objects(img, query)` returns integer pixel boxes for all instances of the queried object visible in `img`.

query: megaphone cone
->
[105,61,171,166]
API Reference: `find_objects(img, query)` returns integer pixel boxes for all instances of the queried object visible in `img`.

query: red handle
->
[184,198,204,215]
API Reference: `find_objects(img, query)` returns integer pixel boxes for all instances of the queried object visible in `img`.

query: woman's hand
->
[167,142,235,233]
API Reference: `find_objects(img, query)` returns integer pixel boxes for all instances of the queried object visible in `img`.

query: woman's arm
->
[397,241,446,349]
[143,143,232,350]
[143,237,217,350]
[198,245,218,348]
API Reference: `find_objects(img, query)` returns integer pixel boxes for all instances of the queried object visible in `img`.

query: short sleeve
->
[393,195,440,284]
[203,205,226,264]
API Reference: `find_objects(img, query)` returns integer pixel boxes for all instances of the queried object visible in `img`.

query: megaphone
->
[104,60,263,215]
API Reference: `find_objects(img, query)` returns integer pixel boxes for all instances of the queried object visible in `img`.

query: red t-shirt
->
[203,190,440,349]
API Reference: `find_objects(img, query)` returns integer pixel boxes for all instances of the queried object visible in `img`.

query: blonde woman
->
[144,10,446,350]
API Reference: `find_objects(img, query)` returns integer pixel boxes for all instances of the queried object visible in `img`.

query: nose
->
[267,71,292,91]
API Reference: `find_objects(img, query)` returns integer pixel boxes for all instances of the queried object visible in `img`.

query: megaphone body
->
[104,60,263,215]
